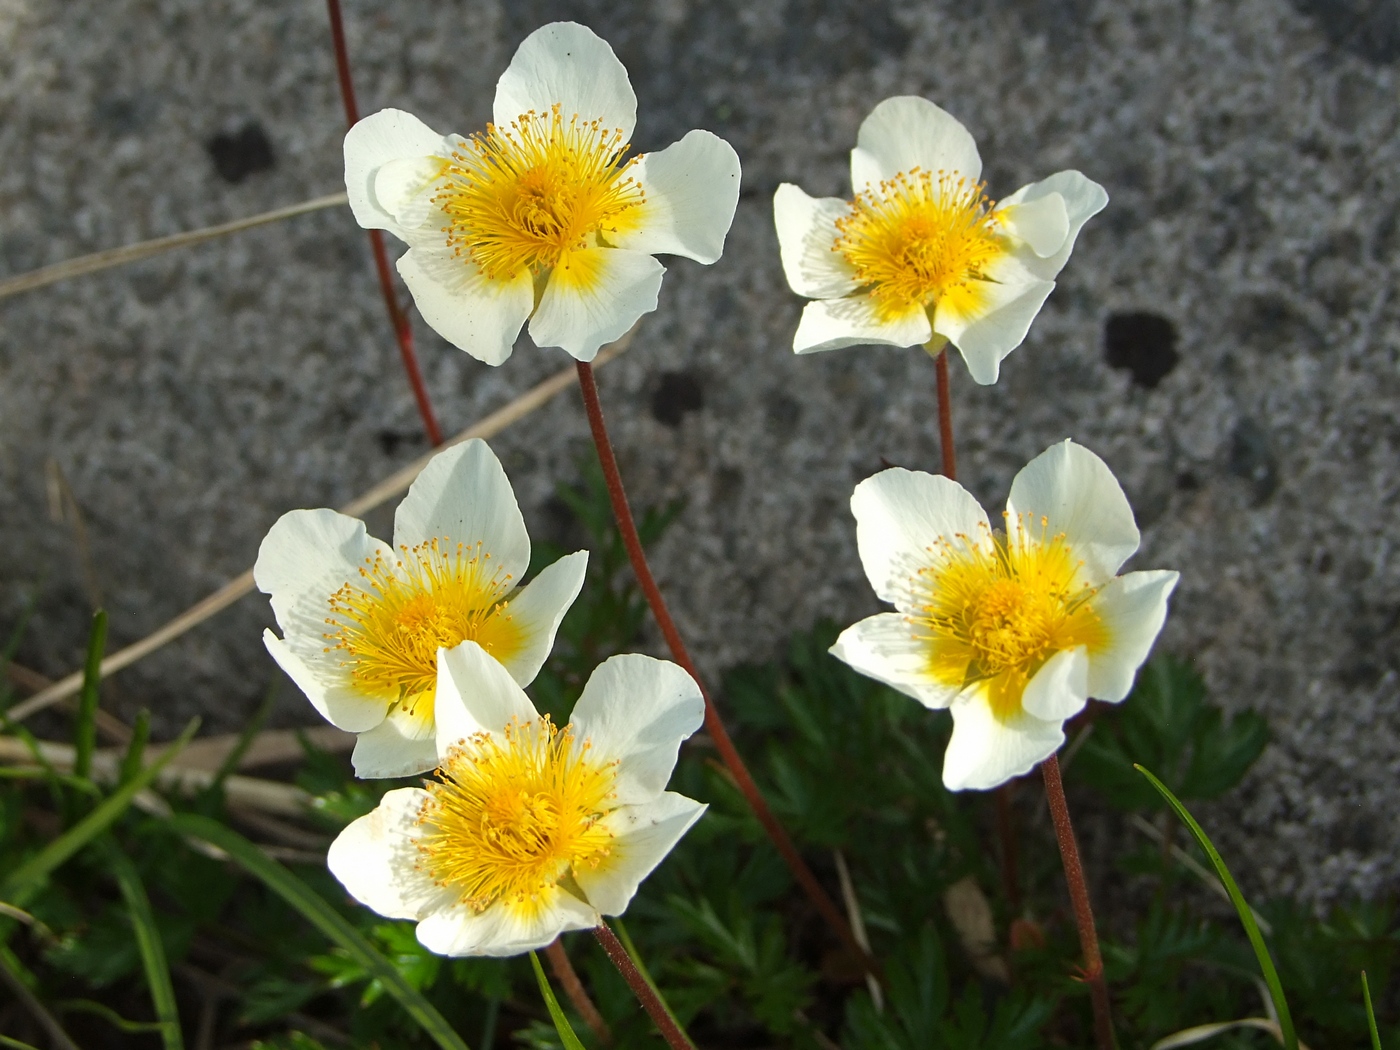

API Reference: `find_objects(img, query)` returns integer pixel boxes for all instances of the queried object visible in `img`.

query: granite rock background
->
[1,0,1398,905]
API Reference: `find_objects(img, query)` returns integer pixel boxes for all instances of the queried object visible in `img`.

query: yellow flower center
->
[324,539,524,718]
[417,718,617,915]
[834,169,1007,322]
[434,104,646,281]
[912,518,1106,720]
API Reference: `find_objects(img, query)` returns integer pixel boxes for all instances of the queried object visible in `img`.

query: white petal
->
[1020,646,1090,722]
[397,248,534,366]
[574,793,706,916]
[492,551,588,687]
[830,614,961,710]
[351,707,439,778]
[943,688,1063,791]
[392,439,531,587]
[327,788,453,920]
[568,655,704,806]
[1086,570,1180,702]
[1006,440,1140,586]
[998,170,1108,280]
[374,154,449,232]
[997,193,1068,258]
[254,508,391,626]
[434,640,541,761]
[609,130,740,264]
[773,183,859,300]
[850,467,991,605]
[263,631,386,734]
[416,889,598,958]
[932,277,1056,385]
[344,109,446,236]
[494,22,636,142]
[529,248,663,361]
[792,295,931,355]
[851,96,981,192]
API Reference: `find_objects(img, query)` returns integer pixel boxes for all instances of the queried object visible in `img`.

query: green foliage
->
[0,461,1395,1050]
[1073,655,1268,810]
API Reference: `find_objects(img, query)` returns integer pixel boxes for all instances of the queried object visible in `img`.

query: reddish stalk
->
[575,362,876,978]
[934,344,1021,910]
[593,924,696,1050]
[1041,754,1115,1050]
[323,0,444,447]
[544,938,613,1045]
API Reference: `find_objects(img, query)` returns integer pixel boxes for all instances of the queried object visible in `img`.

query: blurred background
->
[1,0,1397,905]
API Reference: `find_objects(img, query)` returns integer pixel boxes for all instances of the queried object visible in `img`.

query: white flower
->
[254,440,587,779]
[343,21,741,366]
[774,96,1108,385]
[327,640,706,957]
[832,440,1178,791]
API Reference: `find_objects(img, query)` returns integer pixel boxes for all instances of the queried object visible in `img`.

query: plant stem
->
[931,341,1021,913]
[323,0,444,448]
[593,924,696,1050]
[1041,754,1115,1050]
[544,937,613,1045]
[575,361,876,978]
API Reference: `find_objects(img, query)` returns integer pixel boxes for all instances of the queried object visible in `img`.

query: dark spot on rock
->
[651,371,704,427]
[95,94,160,135]
[207,122,276,184]
[1230,293,1320,354]
[1228,419,1279,505]
[1316,550,1334,574]
[711,466,744,507]
[1293,0,1400,64]
[376,430,424,456]
[1330,808,1380,852]
[764,390,802,433]
[1176,472,1200,492]
[1103,311,1180,389]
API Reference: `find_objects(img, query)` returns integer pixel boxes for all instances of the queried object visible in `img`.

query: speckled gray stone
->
[2,0,1398,906]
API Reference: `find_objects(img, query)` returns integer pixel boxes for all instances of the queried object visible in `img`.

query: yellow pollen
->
[434,104,646,281]
[416,719,617,915]
[323,538,524,714]
[834,169,1007,321]
[911,516,1107,720]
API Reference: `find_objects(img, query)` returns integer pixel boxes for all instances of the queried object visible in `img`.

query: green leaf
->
[106,843,183,1050]
[1136,764,1297,1050]
[119,710,152,786]
[0,1035,45,1050]
[1363,971,1382,1050]
[164,813,470,1050]
[0,718,200,913]
[529,950,588,1050]
[72,609,108,782]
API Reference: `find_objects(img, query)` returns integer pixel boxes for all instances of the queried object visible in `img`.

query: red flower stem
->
[934,345,1021,910]
[593,924,696,1050]
[575,361,877,978]
[1041,754,1115,1050]
[544,938,613,1045]
[934,346,957,480]
[323,0,445,448]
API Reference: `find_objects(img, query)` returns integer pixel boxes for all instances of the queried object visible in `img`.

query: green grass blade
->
[120,709,152,785]
[165,813,470,1050]
[529,950,588,1050]
[107,843,183,1050]
[0,1035,45,1050]
[0,718,200,911]
[1363,971,1382,1050]
[1136,764,1297,1050]
[73,609,108,781]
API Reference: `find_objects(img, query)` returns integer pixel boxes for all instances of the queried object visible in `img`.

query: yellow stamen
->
[911,516,1107,720]
[834,169,1007,322]
[417,718,617,916]
[324,539,524,718]
[434,104,646,281]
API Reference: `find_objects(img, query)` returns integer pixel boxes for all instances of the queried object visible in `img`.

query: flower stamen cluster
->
[436,105,646,281]
[834,169,1004,321]
[417,717,618,916]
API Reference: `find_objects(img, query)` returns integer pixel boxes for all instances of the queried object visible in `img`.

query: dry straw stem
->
[8,332,635,723]
[0,192,350,301]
